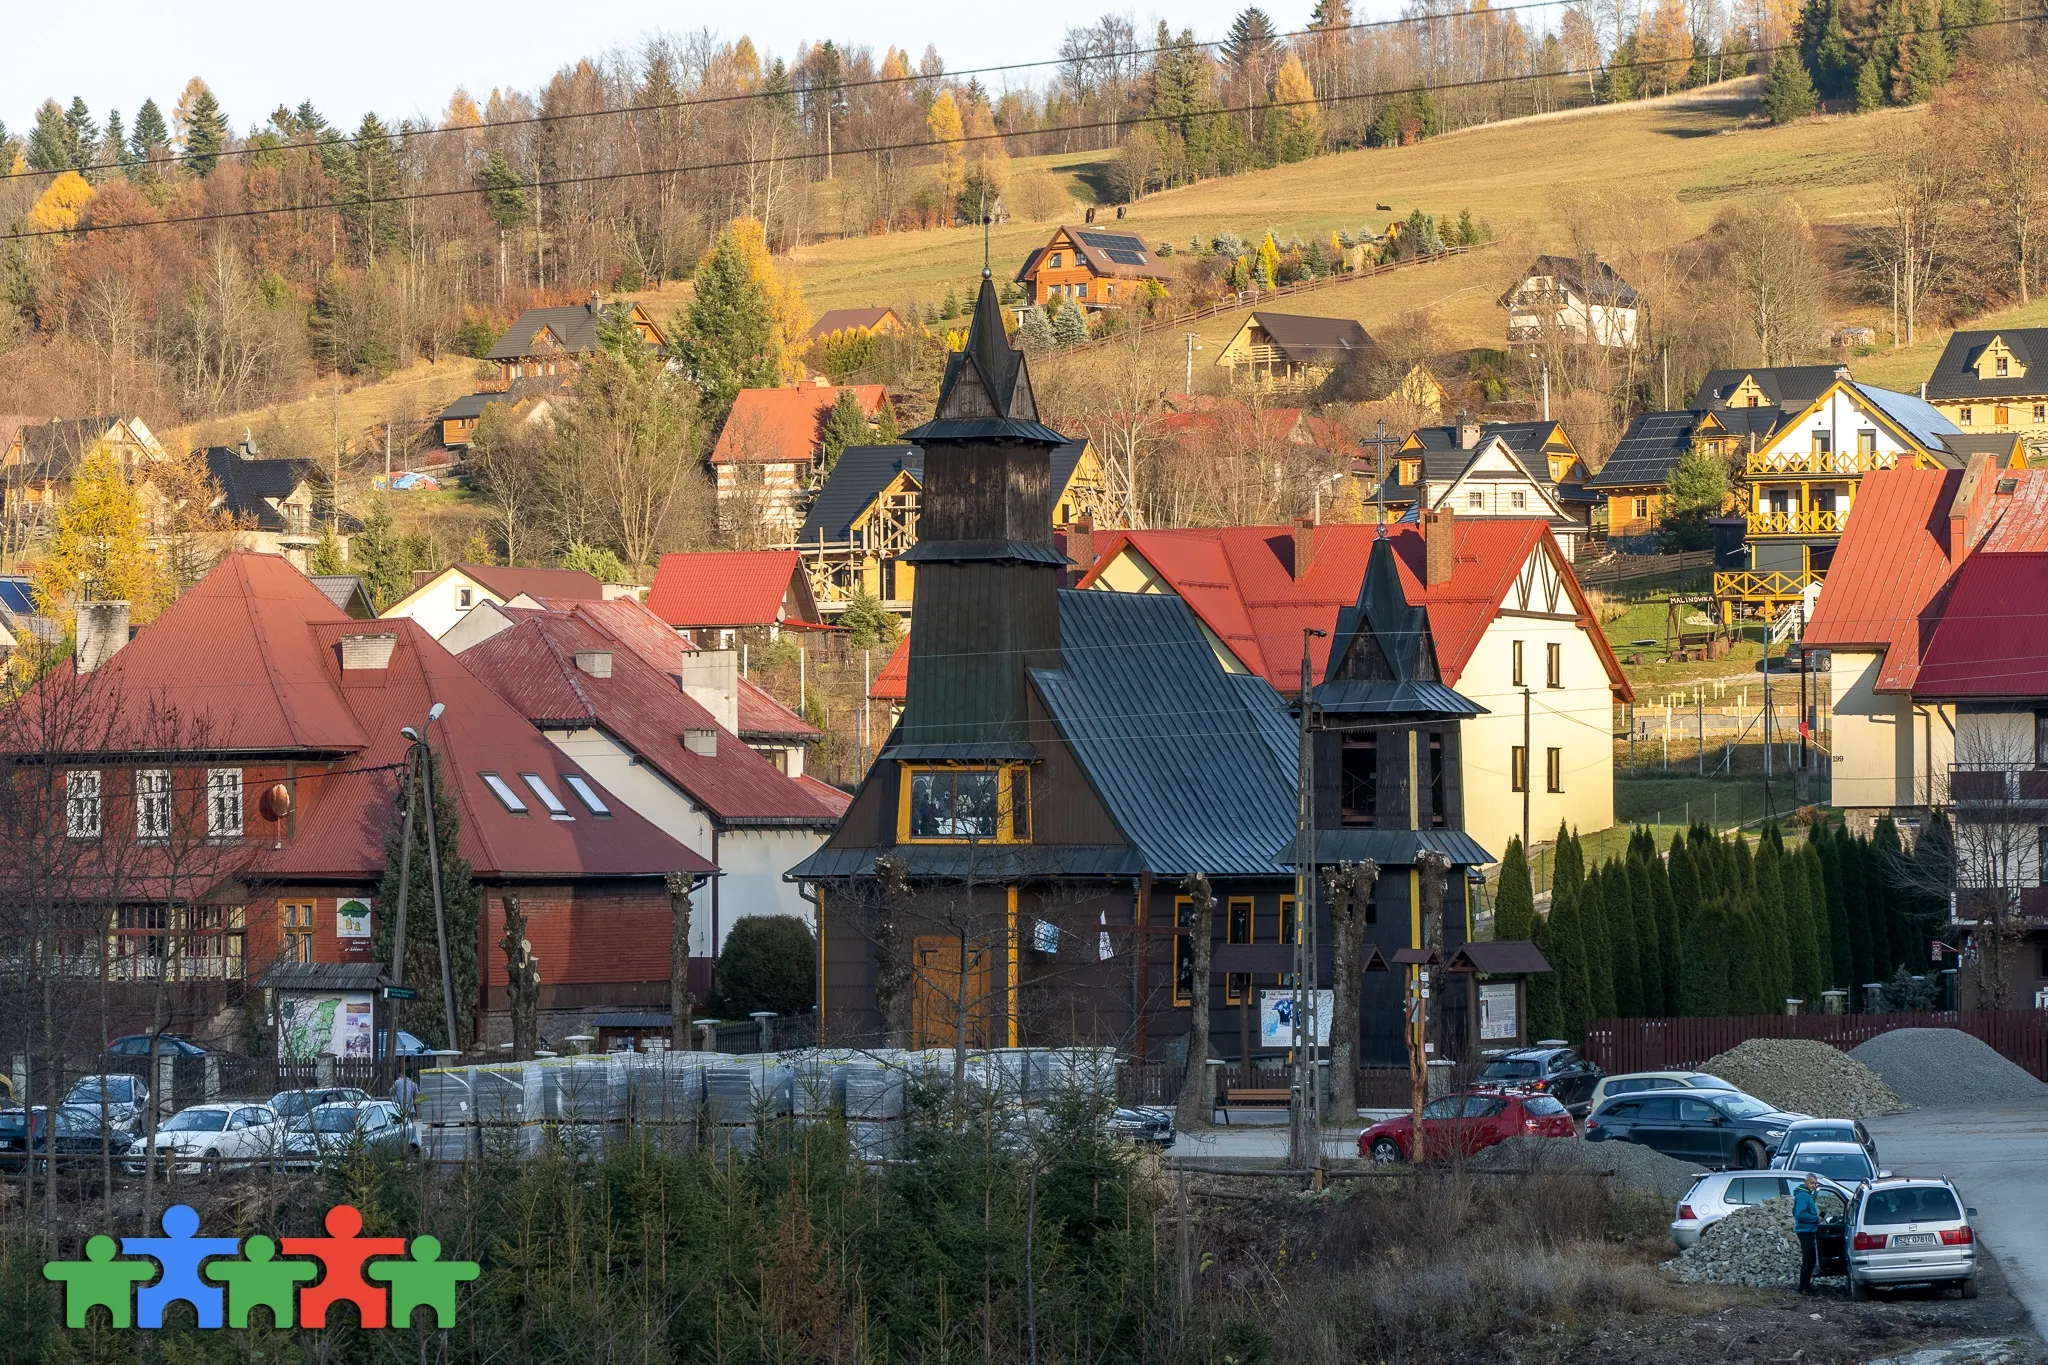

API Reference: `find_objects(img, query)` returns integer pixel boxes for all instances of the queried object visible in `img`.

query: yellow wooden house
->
[1713,377,2023,621]
[1924,329,2048,448]
[792,439,1108,617]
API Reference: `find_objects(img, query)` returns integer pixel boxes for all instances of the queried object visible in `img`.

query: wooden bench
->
[1215,1087,1291,1123]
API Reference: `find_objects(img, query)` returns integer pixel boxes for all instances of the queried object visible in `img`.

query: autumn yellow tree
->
[958,94,1009,223]
[27,171,93,235]
[31,446,166,627]
[928,92,967,216]
[1636,0,1696,96]
[723,217,812,379]
[1272,53,1321,162]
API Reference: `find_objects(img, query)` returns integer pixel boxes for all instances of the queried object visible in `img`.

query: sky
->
[4,0,1309,138]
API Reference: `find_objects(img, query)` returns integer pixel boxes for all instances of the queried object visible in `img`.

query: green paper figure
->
[204,1235,319,1328]
[44,1235,155,1328]
[367,1235,479,1328]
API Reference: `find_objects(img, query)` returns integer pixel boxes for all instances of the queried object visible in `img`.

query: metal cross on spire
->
[1361,419,1400,538]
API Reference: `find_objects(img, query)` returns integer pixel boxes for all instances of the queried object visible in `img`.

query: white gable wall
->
[381,570,504,640]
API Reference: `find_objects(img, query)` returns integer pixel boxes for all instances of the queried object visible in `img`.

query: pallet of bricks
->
[417,1046,1120,1161]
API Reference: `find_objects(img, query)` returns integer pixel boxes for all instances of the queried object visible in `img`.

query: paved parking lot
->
[1867,1100,2048,1335]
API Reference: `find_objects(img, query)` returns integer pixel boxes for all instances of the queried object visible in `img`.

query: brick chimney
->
[1456,409,1481,451]
[1424,506,1457,587]
[1293,515,1316,582]
[587,290,602,314]
[1947,451,1998,567]
[75,601,130,674]
[1065,517,1096,586]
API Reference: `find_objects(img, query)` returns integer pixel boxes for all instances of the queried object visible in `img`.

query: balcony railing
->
[1714,569,1817,602]
[1748,508,1848,536]
[1746,448,1896,476]
[1949,764,2048,805]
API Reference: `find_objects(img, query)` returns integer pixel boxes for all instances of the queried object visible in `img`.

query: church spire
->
[911,269,1064,444]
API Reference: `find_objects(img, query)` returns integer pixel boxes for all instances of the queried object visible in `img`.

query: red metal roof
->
[37,553,709,882]
[870,635,910,701]
[460,610,844,827]
[708,381,891,466]
[1913,550,2048,698]
[1076,522,1629,699]
[737,677,819,740]
[645,550,819,629]
[450,563,603,602]
[1803,469,1964,693]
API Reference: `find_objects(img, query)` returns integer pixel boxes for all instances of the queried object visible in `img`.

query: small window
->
[1632,497,1649,520]
[903,766,1028,841]
[136,768,170,840]
[2033,404,2044,422]
[1546,641,1562,688]
[1076,282,1088,299]
[1467,490,1484,509]
[1546,747,1563,793]
[1812,431,1833,455]
[66,769,102,839]
[1998,356,2010,376]
[280,902,314,965]
[1511,639,1524,687]
[1510,489,1527,510]
[1510,745,1528,793]
[521,773,572,820]
[1340,736,1378,826]
[564,774,611,816]
[1858,429,1877,458]
[481,773,530,814]
[1225,896,1252,1003]
[1427,732,1447,828]
[1961,407,1974,425]
[456,586,474,609]
[206,769,243,838]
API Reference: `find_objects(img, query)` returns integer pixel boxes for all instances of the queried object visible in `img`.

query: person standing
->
[1794,1173,1822,1293]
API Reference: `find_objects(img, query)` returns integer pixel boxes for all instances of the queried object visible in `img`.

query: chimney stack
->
[588,290,602,314]
[1456,409,1481,451]
[575,650,613,678]
[1065,516,1096,587]
[75,601,130,674]
[339,633,398,671]
[1293,515,1316,582]
[1424,507,1457,588]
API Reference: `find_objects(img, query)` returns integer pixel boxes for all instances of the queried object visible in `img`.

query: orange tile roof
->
[709,381,891,466]
[645,550,819,630]
[1078,521,1629,700]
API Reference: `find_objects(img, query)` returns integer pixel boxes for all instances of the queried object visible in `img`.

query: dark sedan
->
[0,1105,122,1173]
[1585,1087,1810,1169]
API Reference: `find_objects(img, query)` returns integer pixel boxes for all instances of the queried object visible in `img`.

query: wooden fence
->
[1119,1059,1478,1109]
[1574,549,1716,587]
[1582,1010,2048,1081]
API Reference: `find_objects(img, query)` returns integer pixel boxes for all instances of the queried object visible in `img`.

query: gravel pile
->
[1469,1135,1704,1199]
[1661,1196,1817,1287]
[1702,1037,1906,1117]
[1848,1029,2048,1108]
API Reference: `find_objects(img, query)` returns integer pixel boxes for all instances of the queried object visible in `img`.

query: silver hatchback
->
[1671,1170,1853,1249]
[1848,1178,1978,1299]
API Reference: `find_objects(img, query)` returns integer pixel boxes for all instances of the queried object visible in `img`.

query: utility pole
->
[1540,358,1550,421]
[386,746,418,1072]
[1183,332,1200,395]
[420,734,461,1052]
[1290,627,1326,1174]
[1521,686,1532,851]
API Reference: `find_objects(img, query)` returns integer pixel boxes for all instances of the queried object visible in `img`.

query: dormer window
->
[481,773,529,815]
[521,773,572,820]
[1998,357,2010,376]
[900,765,1029,842]
[564,774,611,816]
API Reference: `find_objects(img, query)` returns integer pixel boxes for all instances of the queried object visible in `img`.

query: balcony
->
[1949,764,2048,807]
[1714,570,1818,611]
[1746,447,1896,476]
[1748,508,1847,536]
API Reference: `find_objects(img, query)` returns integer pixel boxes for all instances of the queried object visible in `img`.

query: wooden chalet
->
[435,377,563,449]
[1499,254,1639,348]
[200,440,350,571]
[3,416,167,533]
[800,307,906,347]
[1923,329,2048,449]
[791,440,1107,619]
[791,272,1508,1071]
[710,379,896,535]
[1376,417,1589,558]
[484,292,664,387]
[1217,312,1376,392]
[1014,226,1169,310]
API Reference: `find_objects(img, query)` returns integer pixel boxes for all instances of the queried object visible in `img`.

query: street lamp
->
[1291,626,1329,1174]
[388,703,457,1068]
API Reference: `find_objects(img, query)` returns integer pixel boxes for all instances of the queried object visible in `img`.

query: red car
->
[1357,1089,1578,1163]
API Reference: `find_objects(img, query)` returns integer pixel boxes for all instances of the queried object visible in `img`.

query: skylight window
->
[481,773,529,814]
[522,773,573,820]
[564,775,611,817]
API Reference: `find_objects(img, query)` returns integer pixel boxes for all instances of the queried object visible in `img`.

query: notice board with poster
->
[1259,989,1333,1048]
[1478,982,1519,1040]
[277,991,376,1060]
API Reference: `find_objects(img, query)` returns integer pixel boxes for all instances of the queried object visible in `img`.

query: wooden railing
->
[1746,448,1895,476]
[1575,549,1715,586]
[1714,569,1817,602]
[1582,1009,2048,1080]
[1748,508,1848,535]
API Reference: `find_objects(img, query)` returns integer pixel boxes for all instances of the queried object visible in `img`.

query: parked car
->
[126,1103,283,1176]
[1472,1046,1604,1115]
[1358,1089,1577,1163]
[1770,1117,1880,1171]
[268,1086,372,1122]
[277,1101,415,1170]
[1584,1088,1809,1168]
[63,1074,151,1137]
[1848,1178,1978,1299]
[1587,1071,1740,1115]
[1107,1106,1175,1148]
[105,1034,211,1058]
[0,1105,121,1173]
[376,1031,433,1057]
[1778,1140,1886,1186]
[1670,1170,1855,1249]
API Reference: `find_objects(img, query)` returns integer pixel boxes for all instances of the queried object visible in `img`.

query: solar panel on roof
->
[1104,248,1150,265]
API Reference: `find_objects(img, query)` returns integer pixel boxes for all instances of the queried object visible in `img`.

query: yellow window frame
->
[896,763,1032,844]
[1224,896,1254,1003]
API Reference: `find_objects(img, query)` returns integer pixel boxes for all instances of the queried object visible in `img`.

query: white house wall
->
[381,573,497,640]
[1826,650,1954,814]
[1753,389,1921,521]
[540,726,822,953]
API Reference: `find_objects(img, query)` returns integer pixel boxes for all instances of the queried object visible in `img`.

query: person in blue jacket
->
[1793,1173,1821,1293]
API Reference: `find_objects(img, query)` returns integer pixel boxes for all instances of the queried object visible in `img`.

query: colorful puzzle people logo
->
[44,1204,478,1330]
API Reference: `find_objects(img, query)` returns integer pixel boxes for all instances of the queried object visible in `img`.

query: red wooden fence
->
[1582,1010,2048,1081]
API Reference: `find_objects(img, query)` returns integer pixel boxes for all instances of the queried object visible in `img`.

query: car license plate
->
[1891,1233,1936,1247]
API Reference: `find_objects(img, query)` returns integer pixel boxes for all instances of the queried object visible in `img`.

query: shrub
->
[708,914,818,1017]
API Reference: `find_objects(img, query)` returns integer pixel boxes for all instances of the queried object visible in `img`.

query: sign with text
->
[1259,990,1332,1048]
[336,898,373,939]
[1478,982,1519,1040]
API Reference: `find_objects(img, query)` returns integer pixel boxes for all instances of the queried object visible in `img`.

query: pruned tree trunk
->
[500,895,540,1061]
[664,872,695,1050]
[1418,849,1452,1071]
[872,857,913,1047]
[1173,872,1216,1131]
[1325,859,1380,1124]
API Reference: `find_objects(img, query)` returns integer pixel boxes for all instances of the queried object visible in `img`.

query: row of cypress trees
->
[1493,814,1953,1037]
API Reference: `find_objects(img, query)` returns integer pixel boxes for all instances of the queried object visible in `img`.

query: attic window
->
[521,773,573,820]
[1998,478,2018,494]
[564,774,611,817]
[481,773,529,815]
[1998,357,2010,376]
[456,587,475,609]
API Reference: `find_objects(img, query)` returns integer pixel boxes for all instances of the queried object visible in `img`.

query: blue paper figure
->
[121,1204,238,1328]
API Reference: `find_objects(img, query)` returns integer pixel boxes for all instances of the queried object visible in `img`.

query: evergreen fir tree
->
[1729,896,1771,1014]
[477,149,529,231]
[131,99,171,164]
[1651,849,1682,1015]
[1873,816,1918,973]
[1528,906,1561,1041]
[1842,832,1875,992]
[370,750,484,1049]
[1668,831,1701,936]
[816,389,869,476]
[1762,47,1819,123]
[1906,0,1949,100]
[1682,898,1730,1016]
[875,400,900,443]
[1494,837,1536,940]
[1818,826,1853,988]
[1855,58,1887,111]
[1552,820,1584,915]
[1548,880,1590,1038]
[1689,824,1722,900]
[678,225,781,423]
[1579,863,1618,1020]
[1017,306,1054,351]
[1051,298,1089,346]
[184,87,229,176]
[1804,846,1832,995]
[1630,852,1664,1015]
[25,101,76,173]
[1605,862,1643,1017]
[102,110,127,177]
[1784,841,1819,1008]
[346,114,403,263]
[63,98,98,172]
[1730,828,1754,893]
[1799,0,1854,99]
[1912,812,1955,951]
[1858,835,1895,984]
[1753,832,1789,1008]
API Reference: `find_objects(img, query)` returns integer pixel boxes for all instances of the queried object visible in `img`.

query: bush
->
[707,914,818,1017]
[560,541,630,583]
